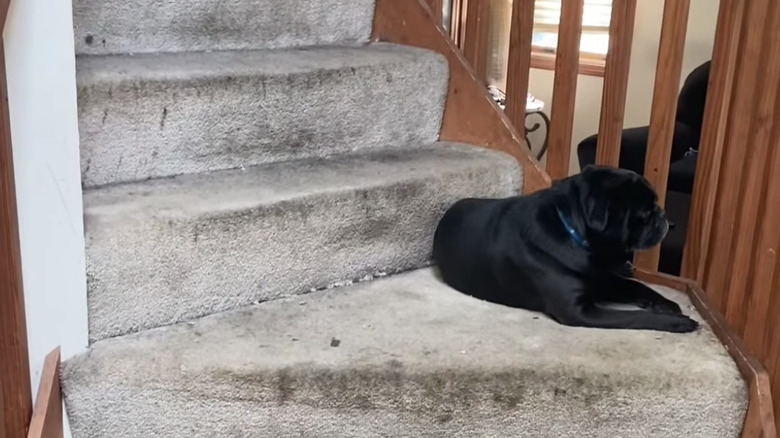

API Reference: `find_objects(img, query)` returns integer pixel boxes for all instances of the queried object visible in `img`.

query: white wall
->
[4,0,87,408]
[528,0,720,174]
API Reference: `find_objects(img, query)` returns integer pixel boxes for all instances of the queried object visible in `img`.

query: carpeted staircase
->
[62,1,749,437]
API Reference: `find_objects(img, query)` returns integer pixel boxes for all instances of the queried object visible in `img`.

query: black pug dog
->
[433,165,698,333]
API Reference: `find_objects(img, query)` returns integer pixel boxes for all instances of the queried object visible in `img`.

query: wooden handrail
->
[594,0,637,167]
[632,0,691,271]
[0,1,34,436]
[546,0,583,180]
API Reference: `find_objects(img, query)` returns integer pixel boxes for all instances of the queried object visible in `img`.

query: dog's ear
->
[574,167,612,234]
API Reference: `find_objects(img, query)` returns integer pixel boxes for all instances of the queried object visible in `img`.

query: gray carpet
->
[84,144,521,341]
[77,44,448,187]
[64,0,749,434]
[62,268,747,438]
[72,0,376,55]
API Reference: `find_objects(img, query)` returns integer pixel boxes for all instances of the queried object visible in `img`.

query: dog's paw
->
[651,300,682,315]
[659,315,699,333]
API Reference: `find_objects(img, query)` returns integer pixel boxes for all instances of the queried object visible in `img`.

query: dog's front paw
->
[658,314,699,333]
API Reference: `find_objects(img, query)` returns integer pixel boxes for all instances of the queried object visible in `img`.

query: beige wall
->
[526,0,720,175]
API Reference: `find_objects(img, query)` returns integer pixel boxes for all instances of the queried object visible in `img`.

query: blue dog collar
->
[555,207,590,250]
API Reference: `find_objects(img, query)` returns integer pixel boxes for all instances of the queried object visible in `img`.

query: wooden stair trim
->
[633,269,777,438]
[26,348,62,438]
[371,0,551,195]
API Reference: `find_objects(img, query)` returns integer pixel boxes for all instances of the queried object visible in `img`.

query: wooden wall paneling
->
[725,0,780,336]
[0,39,33,438]
[681,0,746,282]
[26,349,62,438]
[503,0,534,133]
[699,0,770,312]
[594,0,637,167]
[545,0,583,180]
[633,0,692,271]
[461,0,491,82]
[371,0,551,194]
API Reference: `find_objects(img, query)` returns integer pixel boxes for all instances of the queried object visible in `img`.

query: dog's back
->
[433,196,539,304]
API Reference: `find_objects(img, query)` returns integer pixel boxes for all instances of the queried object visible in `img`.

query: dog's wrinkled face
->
[573,165,669,251]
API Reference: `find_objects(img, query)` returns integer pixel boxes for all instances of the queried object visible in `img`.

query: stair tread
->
[77,43,449,188]
[63,268,747,437]
[84,143,511,218]
[73,0,376,55]
[77,44,437,83]
[83,143,521,341]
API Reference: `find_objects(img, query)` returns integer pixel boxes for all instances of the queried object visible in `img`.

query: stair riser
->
[84,166,518,341]
[73,0,376,55]
[62,381,745,438]
[78,54,448,188]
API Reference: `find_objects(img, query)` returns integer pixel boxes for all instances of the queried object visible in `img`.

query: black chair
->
[576,60,711,275]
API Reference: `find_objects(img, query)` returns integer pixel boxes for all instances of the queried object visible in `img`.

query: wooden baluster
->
[546,0,583,179]
[632,0,691,271]
[425,0,444,25]
[723,0,780,338]
[504,0,535,132]
[696,0,772,312]
[681,0,745,282]
[449,0,464,45]
[461,0,491,83]
[742,89,780,351]
[594,0,637,167]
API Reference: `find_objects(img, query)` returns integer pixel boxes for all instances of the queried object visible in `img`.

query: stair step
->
[77,44,448,188]
[62,268,747,438]
[83,143,521,341]
[73,0,376,55]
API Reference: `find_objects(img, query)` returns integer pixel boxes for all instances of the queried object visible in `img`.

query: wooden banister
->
[696,0,773,312]
[594,0,637,167]
[632,0,691,271]
[681,0,745,282]
[546,0,583,180]
[460,0,491,83]
[679,0,780,430]
[503,0,534,135]
[723,0,780,335]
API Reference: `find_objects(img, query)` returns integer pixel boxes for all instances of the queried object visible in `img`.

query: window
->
[531,0,613,76]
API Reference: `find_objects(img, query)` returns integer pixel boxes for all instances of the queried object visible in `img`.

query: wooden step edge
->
[633,269,777,438]
[370,0,551,195]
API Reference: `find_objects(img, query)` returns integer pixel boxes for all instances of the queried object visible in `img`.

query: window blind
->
[532,0,612,56]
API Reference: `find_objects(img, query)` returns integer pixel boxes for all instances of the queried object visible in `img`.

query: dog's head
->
[554,165,669,252]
